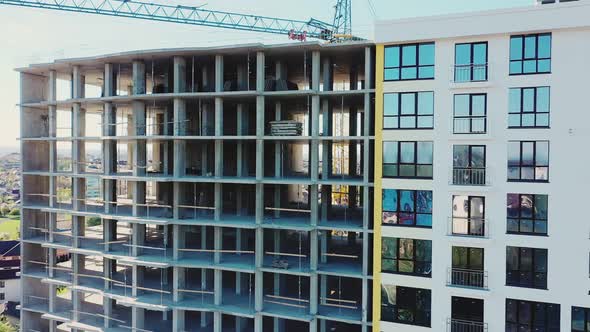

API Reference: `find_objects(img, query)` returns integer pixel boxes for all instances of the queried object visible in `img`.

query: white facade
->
[376,1,590,331]
[1,278,20,303]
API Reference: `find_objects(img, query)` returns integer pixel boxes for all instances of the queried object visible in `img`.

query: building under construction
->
[18,42,375,332]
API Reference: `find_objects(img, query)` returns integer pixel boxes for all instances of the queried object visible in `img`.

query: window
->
[451,196,485,236]
[507,194,548,235]
[506,246,548,289]
[451,247,485,288]
[452,145,486,185]
[509,87,550,128]
[508,141,549,182]
[0,281,4,288]
[572,306,590,332]
[452,297,484,325]
[382,189,433,227]
[0,293,4,301]
[453,94,486,134]
[383,141,433,179]
[381,285,431,327]
[454,42,488,82]
[382,237,432,276]
[383,92,434,129]
[510,33,551,74]
[506,299,560,332]
[384,43,435,81]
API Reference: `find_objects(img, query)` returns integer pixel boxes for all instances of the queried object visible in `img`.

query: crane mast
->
[0,0,360,41]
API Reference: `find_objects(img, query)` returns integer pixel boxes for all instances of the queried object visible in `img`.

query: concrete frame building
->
[373,0,590,331]
[18,42,375,332]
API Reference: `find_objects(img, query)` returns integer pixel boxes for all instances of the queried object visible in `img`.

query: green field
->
[0,217,20,240]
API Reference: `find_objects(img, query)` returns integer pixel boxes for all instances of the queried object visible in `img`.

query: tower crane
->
[0,0,360,42]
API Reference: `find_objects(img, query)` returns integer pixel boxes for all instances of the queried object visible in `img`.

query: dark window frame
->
[509,33,552,75]
[381,237,432,277]
[383,91,434,130]
[383,141,434,179]
[508,86,551,128]
[572,306,590,332]
[508,140,550,182]
[507,193,548,236]
[384,42,435,81]
[382,189,433,228]
[505,298,560,331]
[381,285,432,327]
[453,93,487,134]
[454,41,488,82]
[506,246,548,289]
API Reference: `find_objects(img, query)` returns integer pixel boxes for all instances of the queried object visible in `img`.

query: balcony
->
[449,217,488,238]
[451,64,488,83]
[450,167,490,186]
[453,117,487,135]
[447,268,488,290]
[447,318,488,332]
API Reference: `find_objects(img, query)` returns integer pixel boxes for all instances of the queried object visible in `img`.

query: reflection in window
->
[572,306,590,332]
[454,42,488,82]
[384,92,434,129]
[509,87,550,128]
[508,141,549,182]
[384,43,435,81]
[506,299,559,331]
[383,141,433,179]
[382,237,432,277]
[510,33,551,75]
[506,246,548,289]
[451,196,485,236]
[381,285,431,327]
[382,189,432,227]
[507,194,548,235]
[453,94,486,134]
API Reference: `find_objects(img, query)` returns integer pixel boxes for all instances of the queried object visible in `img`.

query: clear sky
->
[0,0,530,151]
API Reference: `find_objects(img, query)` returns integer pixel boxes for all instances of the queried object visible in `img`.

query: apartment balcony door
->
[452,196,485,237]
[451,247,484,288]
[450,296,485,332]
[453,145,486,185]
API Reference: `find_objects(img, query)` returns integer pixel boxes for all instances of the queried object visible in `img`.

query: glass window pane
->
[383,142,398,164]
[536,113,549,127]
[418,66,434,79]
[399,191,415,213]
[399,239,414,259]
[382,189,398,212]
[383,164,398,177]
[417,92,434,115]
[385,46,400,67]
[522,113,535,127]
[416,165,432,178]
[472,95,486,116]
[416,214,432,227]
[416,191,432,213]
[400,142,415,163]
[419,43,435,65]
[509,89,521,114]
[473,43,487,65]
[382,237,397,258]
[384,93,399,116]
[522,142,534,165]
[538,59,551,73]
[399,165,416,177]
[520,194,533,218]
[384,68,400,81]
[508,114,521,127]
[454,95,470,117]
[536,141,549,166]
[417,142,433,164]
[537,87,550,112]
[402,45,417,66]
[508,142,521,166]
[534,195,548,220]
[510,61,523,74]
[538,35,551,58]
[455,44,471,66]
[510,37,523,60]
[524,36,536,59]
[507,194,520,218]
[523,88,535,112]
[384,117,398,129]
[523,60,537,73]
[401,67,417,80]
[400,116,416,128]
[401,93,416,115]
[417,116,433,128]
[572,307,585,331]
[453,145,469,168]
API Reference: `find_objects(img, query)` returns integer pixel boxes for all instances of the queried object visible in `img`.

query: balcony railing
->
[452,64,488,83]
[448,217,488,238]
[447,268,488,289]
[453,117,487,134]
[447,318,488,332]
[451,167,490,186]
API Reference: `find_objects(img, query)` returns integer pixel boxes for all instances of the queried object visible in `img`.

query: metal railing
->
[447,268,488,289]
[447,318,488,332]
[453,117,487,134]
[449,217,488,238]
[452,64,488,83]
[450,167,490,186]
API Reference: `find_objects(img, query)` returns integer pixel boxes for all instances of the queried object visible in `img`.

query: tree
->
[0,316,17,332]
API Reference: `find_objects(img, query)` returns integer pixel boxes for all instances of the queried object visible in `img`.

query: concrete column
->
[321,99,333,181]
[173,99,186,177]
[103,296,114,328]
[72,65,84,99]
[215,98,223,177]
[48,70,57,102]
[174,56,186,94]
[173,266,184,302]
[312,51,321,91]
[173,309,185,332]
[256,52,265,92]
[132,223,145,256]
[132,60,146,95]
[132,307,145,331]
[104,63,115,97]
[215,55,224,93]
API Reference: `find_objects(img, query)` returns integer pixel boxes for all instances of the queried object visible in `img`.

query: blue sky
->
[0,0,530,150]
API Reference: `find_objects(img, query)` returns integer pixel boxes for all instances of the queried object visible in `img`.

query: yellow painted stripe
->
[372,44,385,330]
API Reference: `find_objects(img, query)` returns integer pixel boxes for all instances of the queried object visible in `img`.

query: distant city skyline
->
[0,0,530,149]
